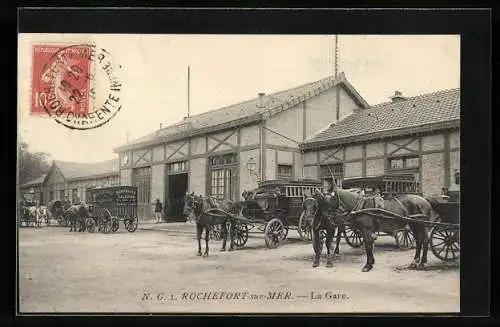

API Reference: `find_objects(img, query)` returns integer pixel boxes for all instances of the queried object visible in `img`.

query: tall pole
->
[335,35,340,121]
[187,66,191,118]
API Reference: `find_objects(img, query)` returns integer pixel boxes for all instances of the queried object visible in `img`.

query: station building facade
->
[299,88,460,196]
[114,73,370,221]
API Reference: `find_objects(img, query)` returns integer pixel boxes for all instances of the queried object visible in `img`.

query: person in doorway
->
[154,199,163,224]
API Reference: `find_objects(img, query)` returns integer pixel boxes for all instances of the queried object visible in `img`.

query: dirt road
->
[18,225,459,313]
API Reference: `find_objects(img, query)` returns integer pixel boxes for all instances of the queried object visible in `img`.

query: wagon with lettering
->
[340,174,421,250]
[85,186,139,233]
[215,179,322,249]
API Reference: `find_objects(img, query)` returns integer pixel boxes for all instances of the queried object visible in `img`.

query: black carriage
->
[211,179,322,249]
[47,200,70,226]
[340,174,421,250]
[428,190,460,262]
[85,186,139,234]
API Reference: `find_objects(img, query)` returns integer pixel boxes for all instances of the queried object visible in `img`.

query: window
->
[277,165,293,180]
[72,189,78,202]
[320,164,344,189]
[167,161,188,174]
[389,156,420,170]
[209,153,237,200]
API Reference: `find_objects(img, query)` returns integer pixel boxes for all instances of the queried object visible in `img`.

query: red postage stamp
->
[30,43,122,130]
[31,44,93,117]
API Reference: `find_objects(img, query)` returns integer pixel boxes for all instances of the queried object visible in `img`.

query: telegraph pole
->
[335,35,340,121]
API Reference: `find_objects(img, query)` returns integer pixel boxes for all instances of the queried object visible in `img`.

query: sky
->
[18,34,460,163]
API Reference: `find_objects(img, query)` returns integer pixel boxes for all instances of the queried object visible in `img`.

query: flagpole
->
[187,66,191,118]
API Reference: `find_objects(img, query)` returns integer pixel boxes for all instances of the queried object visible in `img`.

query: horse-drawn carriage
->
[216,179,322,249]
[85,186,139,234]
[47,200,70,226]
[339,174,421,250]
[18,200,39,227]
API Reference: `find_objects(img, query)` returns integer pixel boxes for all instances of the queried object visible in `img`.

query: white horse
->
[35,206,48,227]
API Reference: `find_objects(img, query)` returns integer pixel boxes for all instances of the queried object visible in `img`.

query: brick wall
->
[303,166,318,180]
[421,152,445,196]
[449,150,460,191]
[190,136,206,155]
[345,145,362,161]
[151,164,165,205]
[265,149,276,180]
[366,159,385,177]
[120,169,132,186]
[366,142,384,158]
[422,135,445,151]
[152,145,165,162]
[189,157,206,196]
[240,125,260,147]
[344,162,362,178]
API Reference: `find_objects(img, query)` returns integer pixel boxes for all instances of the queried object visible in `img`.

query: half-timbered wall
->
[302,129,459,196]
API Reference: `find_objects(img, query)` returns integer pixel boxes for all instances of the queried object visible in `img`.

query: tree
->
[18,140,51,185]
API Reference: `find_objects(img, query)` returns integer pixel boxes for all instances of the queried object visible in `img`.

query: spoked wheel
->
[111,217,120,233]
[430,226,460,262]
[393,227,416,250]
[298,210,313,241]
[343,225,364,248]
[232,222,249,247]
[124,216,138,233]
[86,218,96,233]
[99,209,112,234]
[264,218,286,249]
[209,224,224,241]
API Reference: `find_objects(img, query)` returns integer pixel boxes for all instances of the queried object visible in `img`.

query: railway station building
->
[113,73,370,221]
[114,73,460,222]
[300,88,460,197]
[20,159,120,205]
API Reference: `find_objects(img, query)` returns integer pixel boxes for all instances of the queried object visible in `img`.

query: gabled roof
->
[53,159,119,181]
[20,174,47,188]
[301,88,460,150]
[114,73,369,152]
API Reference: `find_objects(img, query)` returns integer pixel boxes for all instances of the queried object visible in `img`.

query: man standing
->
[154,199,163,224]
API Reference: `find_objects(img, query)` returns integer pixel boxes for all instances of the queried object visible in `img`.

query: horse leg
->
[325,225,334,268]
[203,227,210,257]
[196,224,203,256]
[220,223,227,252]
[409,224,423,268]
[418,226,430,270]
[228,222,235,252]
[312,228,322,268]
[362,228,375,272]
[334,225,343,255]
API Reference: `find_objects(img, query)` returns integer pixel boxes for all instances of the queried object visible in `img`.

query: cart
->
[340,174,421,250]
[86,186,139,234]
[209,179,322,249]
[428,191,460,262]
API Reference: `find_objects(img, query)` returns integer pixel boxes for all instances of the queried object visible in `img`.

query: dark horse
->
[302,195,346,268]
[65,204,89,232]
[183,192,241,257]
[304,188,439,272]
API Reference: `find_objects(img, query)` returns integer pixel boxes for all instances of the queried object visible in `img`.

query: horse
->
[35,206,48,227]
[183,192,241,257]
[48,200,66,226]
[302,195,346,268]
[304,187,439,272]
[65,204,89,232]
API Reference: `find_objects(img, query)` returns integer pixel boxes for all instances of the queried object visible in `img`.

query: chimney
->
[257,93,266,108]
[390,90,407,102]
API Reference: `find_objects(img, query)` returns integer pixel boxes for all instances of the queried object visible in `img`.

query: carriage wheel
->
[124,216,138,232]
[111,217,120,233]
[209,224,224,241]
[86,218,96,233]
[233,222,249,247]
[430,226,460,262]
[274,212,288,241]
[264,218,286,249]
[298,210,313,241]
[99,209,112,234]
[393,228,416,250]
[343,225,364,248]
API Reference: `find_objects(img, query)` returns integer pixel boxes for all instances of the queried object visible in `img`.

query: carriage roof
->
[257,179,322,198]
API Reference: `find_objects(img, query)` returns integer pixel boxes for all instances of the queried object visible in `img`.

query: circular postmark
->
[37,43,123,130]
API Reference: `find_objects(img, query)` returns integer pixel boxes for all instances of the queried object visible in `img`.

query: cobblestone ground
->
[18,223,460,313]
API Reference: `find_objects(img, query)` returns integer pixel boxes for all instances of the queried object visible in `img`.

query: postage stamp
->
[31,43,122,130]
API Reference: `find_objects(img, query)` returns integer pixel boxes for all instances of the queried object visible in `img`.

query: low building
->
[299,88,460,196]
[114,73,370,221]
[20,159,120,205]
